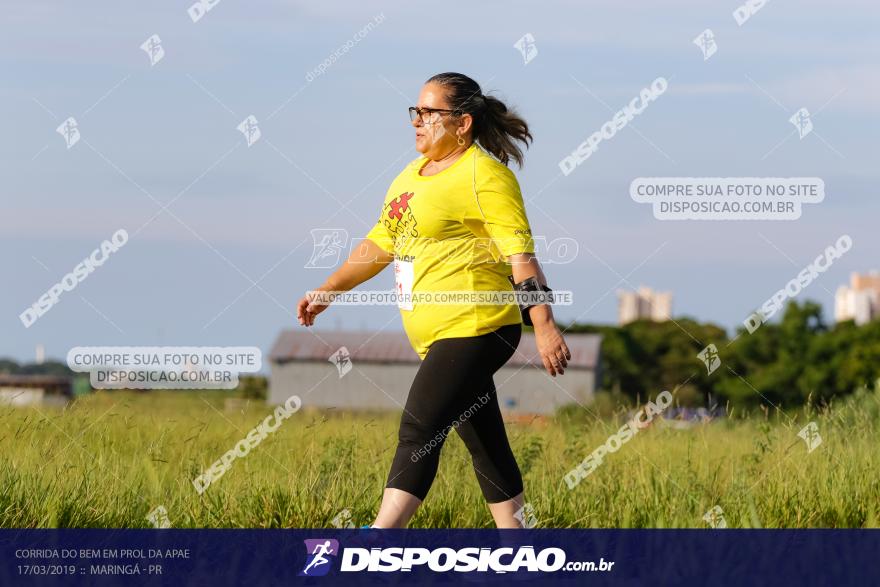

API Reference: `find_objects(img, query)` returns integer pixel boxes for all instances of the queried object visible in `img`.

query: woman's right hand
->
[296,239,394,327]
[296,287,333,327]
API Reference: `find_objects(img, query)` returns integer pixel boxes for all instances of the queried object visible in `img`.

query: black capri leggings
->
[386,323,523,503]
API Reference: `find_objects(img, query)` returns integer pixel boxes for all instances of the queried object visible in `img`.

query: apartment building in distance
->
[835,272,880,325]
[618,286,672,325]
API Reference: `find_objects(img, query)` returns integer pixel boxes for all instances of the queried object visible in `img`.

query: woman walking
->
[296,72,570,528]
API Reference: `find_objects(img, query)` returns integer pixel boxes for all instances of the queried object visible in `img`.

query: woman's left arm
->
[509,253,571,377]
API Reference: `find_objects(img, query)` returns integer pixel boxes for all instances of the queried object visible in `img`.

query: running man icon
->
[299,539,339,576]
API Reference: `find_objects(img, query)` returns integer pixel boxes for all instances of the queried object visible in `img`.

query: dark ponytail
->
[426,72,532,167]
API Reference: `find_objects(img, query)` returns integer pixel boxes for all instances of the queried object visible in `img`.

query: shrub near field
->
[1,386,878,529]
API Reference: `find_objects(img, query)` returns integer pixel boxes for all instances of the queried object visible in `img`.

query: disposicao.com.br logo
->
[300,539,339,577]
[299,538,614,575]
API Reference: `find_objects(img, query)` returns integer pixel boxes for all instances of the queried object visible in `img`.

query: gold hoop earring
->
[457,135,465,146]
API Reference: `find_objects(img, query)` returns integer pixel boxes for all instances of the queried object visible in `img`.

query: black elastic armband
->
[508,276,554,326]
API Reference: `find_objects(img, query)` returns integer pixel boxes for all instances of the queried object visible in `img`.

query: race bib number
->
[394,259,414,311]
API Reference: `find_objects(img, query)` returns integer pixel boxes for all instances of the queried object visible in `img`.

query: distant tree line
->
[566,300,880,409]
[0,359,74,377]
[5,299,878,409]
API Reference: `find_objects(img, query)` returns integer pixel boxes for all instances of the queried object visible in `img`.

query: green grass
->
[1,387,878,528]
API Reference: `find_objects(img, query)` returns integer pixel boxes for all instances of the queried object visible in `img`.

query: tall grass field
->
[2,387,878,528]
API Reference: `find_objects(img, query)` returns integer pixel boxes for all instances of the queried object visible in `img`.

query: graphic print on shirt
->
[382,191,419,248]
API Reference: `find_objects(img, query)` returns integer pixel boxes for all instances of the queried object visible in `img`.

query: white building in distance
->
[617,286,672,325]
[835,272,880,325]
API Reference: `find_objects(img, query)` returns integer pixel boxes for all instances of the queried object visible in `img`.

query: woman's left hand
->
[507,253,570,376]
[533,320,571,377]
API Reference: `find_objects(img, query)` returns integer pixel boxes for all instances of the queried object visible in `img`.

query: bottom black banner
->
[1,529,876,585]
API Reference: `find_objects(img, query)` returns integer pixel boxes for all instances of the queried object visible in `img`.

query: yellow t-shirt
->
[364,143,535,359]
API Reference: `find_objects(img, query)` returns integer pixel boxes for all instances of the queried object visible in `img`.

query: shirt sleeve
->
[465,163,535,258]
[364,200,395,254]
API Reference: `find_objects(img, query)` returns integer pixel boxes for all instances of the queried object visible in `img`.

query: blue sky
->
[2,0,878,363]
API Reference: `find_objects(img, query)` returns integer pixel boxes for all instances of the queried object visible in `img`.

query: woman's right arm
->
[296,238,394,326]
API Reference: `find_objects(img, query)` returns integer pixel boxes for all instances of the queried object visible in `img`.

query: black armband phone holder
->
[508,276,554,326]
